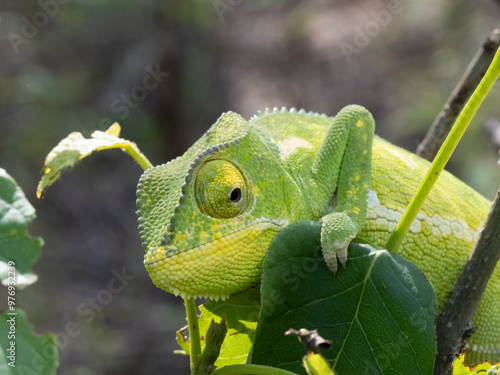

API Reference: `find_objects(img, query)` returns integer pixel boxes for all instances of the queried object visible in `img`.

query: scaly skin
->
[136,106,499,363]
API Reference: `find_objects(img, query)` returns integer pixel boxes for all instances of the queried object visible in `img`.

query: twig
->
[434,184,500,375]
[417,29,500,160]
[197,316,227,375]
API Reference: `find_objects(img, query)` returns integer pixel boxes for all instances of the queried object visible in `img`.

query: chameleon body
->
[136,106,499,363]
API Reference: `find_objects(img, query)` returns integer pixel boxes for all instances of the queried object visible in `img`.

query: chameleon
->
[135,105,499,363]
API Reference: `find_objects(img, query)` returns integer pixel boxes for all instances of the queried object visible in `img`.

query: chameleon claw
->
[324,245,348,273]
[325,257,339,273]
[336,247,348,267]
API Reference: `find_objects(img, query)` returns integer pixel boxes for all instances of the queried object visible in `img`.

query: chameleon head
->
[136,112,292,299]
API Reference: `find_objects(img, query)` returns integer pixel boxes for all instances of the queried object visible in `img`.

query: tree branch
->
[417,29,500,160]
[434,184,500,375]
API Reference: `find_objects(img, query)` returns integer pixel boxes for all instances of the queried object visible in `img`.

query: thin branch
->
[434,183,500,375]
[185,297,202,375]
[197,316,227,375]
[417,29,500,160]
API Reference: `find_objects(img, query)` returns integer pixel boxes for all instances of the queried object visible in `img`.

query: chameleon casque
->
[136,105,499,363]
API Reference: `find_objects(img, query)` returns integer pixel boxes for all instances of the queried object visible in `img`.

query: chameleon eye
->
[229,188,241,203]
[194,159,250,219]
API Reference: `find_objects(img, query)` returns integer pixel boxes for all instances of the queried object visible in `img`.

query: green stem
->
[119,143,153,171]
[385,46,500,252]
[211,364,299,375]
[185,297,202,374]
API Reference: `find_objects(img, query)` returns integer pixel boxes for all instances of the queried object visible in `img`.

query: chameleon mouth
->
[144,219,286,300]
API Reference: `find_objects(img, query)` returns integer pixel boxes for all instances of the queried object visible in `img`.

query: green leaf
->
[452,354,500,374]
[177,287,260,367]
[0,309,58,374]
[36,123,152,197]
[251,221,437,375]
[0,169,42,287]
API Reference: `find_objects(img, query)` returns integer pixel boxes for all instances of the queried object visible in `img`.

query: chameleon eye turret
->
[194,159,251,219]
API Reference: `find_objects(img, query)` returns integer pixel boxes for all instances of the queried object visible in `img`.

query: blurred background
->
[1,1,500,374]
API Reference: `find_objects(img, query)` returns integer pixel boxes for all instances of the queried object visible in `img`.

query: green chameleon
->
[136,105,499,363]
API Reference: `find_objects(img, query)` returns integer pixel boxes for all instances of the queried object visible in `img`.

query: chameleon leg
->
[312,105,375,272]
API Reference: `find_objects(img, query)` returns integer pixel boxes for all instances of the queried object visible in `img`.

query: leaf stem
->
[118,143,153,171]
[185,297,202,374]
[385,45,500,252]
[211,364,299,375]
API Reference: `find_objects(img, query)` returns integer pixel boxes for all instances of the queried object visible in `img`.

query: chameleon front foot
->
[320,212,358,272]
